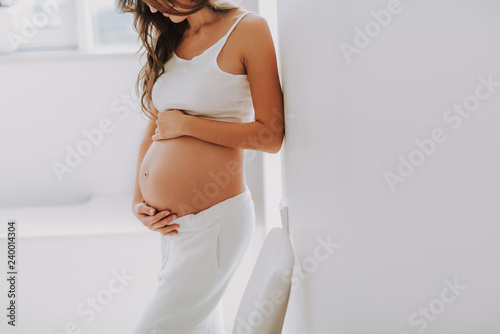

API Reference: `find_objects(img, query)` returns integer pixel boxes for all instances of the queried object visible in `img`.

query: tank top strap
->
[212,10,251,56]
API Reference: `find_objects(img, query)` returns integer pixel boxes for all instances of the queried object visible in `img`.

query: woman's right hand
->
[132,202,179,235]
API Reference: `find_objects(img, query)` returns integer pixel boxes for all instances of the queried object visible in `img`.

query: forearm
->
[183,115,283,153]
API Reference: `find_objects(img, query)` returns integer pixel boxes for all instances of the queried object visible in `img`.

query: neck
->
[185,7,222,34]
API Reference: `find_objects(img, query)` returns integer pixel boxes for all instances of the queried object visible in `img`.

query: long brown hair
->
[117,0,240,121]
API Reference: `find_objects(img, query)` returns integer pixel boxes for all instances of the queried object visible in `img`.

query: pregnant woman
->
[118,0,284,332]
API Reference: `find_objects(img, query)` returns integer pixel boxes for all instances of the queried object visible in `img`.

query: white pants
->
[132,186,255,334]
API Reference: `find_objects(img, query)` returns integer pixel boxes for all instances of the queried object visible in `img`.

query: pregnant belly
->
[139,136,246,217]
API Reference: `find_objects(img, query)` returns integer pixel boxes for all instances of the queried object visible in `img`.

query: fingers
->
[151,214,179,236]
[153,210,174,221]
[137,202,158,216]
[134,203,180,235]
[150,211,178,230]
[156,223,180,236]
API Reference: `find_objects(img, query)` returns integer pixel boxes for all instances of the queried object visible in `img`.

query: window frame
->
[1,0,139,56]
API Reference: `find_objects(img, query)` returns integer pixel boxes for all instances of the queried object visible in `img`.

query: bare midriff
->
[139,135,246,218]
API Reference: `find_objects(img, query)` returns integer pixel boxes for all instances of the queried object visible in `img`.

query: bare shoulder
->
[237,10,270,34]
[232,11,274,58]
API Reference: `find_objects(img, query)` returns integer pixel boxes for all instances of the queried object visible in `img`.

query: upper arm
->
[240,14,284,137]
[143,113,158,142]
[146,118,156,136]
[144,106,160,136]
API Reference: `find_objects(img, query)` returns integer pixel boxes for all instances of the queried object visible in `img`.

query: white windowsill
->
[0,46,143,63]
[0,194,150,239]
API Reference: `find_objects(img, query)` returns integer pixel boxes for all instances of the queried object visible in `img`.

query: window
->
[89,0,139,49]
[0,0,140,54]
[2,0,78,52]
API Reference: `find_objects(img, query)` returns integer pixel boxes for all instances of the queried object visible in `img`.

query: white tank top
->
[152,11,254,123]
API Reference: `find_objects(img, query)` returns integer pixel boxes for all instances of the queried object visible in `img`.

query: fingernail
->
[164,211,170,216]
[150,209,154,214]
[171,215,177,219]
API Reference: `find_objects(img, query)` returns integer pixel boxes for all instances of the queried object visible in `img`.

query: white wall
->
[277,0,500,333]
[0,52,144,207]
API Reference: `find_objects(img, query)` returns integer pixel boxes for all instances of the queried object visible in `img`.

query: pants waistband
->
[170,186,252,233]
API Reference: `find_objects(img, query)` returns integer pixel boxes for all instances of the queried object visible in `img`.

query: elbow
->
[265,133,284,154]
[253,120,284,154]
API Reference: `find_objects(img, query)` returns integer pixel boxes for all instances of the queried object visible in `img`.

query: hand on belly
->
[132,201,180,235]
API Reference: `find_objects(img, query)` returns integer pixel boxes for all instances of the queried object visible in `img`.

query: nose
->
[148,5,158,13]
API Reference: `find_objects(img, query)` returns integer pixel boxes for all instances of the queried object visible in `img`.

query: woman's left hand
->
[152,109,188,141]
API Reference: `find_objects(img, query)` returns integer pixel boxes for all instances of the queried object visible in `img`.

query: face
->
[147,1,190,23]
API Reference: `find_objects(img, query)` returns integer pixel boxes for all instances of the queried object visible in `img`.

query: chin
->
[169,16,187,23]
